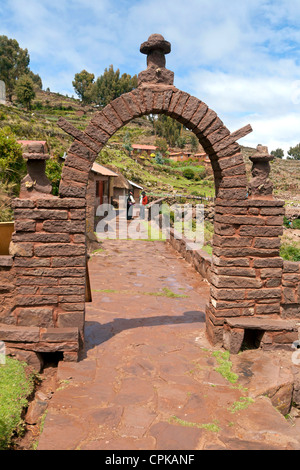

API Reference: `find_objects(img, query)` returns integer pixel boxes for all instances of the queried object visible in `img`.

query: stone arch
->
[58,86,252,202]
[3,35,296,363]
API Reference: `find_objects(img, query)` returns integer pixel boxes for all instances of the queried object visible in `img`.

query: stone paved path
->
[37,240,300,450]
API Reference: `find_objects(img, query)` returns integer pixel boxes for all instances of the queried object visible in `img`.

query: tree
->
[155,137,168,155]
[0,36,30,101]
[271,148,284,159]
[15,74,35,111]
[154,115,183,147]
[27,70,43,89]
[72,70,95,104]
[0,127,26,194]
[123,131,133,157]
[190,134,199,153]
[287,144,300,160]
[93,65,138,107]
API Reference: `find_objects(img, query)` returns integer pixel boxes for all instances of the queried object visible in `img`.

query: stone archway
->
[1,34,297,363]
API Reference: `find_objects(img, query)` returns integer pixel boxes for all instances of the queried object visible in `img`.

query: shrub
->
[292,218,300,229]
[280,243,300,262]
[0,127,26,194]
[182,168,195,180]
[283,216,291,228]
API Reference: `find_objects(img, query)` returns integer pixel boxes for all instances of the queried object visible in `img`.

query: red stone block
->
[189,103,208,128]
[253,258,283,268]
[213,234,252,247]
[121,91,143,117]
[102,104,123,129]
[180,95,201,122]
[34,243,85,257]
[59,181,87,198]
[260,268,282,278]
[253,238,281,249]
[57,117,100,154]
[15,220,36,232]
[142,88,154,114]
[211,273,262,289]
[68,141,96,162]
[14,208,68,220]
[110,96,134,124]
[91,111,119,135]
[84,123,110,146]
[239,225,283,237]
[62,166,89,185]
[43,220,85,234]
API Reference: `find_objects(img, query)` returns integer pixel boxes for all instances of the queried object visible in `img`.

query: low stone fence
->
[166,227,212,282]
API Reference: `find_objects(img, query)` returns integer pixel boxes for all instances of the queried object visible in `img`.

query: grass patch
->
[228,397,255,414]
[91,247,104,255]
[170,415,220,433]
[92,287,188,298]
[0,357,36,449]
[144,287,188,298]
[212,350,239,384]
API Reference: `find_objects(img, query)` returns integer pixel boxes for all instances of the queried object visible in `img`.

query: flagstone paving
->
[37,239,300,450]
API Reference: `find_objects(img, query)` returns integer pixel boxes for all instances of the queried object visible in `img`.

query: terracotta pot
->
[0,221,14,255]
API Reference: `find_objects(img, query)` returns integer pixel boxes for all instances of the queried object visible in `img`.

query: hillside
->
[0,89,300,205]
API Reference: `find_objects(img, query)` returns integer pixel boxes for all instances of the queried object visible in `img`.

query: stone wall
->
[0,196,87,361]
[166,227,211,282]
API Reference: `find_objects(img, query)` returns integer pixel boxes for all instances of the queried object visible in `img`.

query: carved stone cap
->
[250,144,273,163]
[138,33,174,86]
[140,34,171,55]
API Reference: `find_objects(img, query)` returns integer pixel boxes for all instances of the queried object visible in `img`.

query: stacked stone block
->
[206,198,299,351]
[0,197,87,361]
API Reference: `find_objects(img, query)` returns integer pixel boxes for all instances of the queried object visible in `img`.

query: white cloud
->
[1,0,300,152]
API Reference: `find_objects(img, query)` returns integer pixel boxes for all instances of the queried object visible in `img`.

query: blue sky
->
[2,0,300,154]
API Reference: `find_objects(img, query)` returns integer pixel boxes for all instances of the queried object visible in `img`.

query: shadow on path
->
[81,310,205,358]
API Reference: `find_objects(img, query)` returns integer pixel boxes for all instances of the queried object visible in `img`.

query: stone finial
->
[249,144,274,197]
[138,34,174,86]
[20,141,52,197]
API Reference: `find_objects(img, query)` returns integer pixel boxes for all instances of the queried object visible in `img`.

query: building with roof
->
[86,162,118,233]
[132,144,157,156]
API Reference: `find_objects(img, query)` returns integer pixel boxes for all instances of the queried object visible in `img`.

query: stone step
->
[225,316,299,331]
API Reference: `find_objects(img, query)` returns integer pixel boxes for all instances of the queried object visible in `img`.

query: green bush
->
[280,244,300,262]
[182,168,195,180]
[283,216,291,228]
[292,218,300,229]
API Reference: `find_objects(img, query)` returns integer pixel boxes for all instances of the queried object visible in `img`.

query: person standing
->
[139,191,148,220]
[127,190,135,220]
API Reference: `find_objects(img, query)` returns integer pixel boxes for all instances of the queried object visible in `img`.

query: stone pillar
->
[0,142,86,362]
[206,146,299,352]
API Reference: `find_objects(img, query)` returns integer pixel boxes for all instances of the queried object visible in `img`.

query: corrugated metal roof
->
[132,144,157,150]
[91,162,118,177]
[128,180,143,189]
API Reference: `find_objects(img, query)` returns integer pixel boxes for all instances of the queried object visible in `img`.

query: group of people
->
[126,189,148,220]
